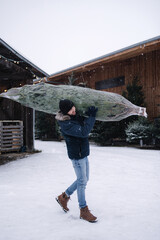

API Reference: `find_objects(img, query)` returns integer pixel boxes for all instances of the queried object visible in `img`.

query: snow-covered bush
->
[125,118,152,144]
[125,117,160,147]
[152,118,160,146]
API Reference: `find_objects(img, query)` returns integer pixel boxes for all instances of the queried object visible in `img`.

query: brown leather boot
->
[80,206,97,222]
[56,192,70,212]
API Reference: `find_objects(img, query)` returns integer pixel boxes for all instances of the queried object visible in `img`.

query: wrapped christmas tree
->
[0,82,147,122]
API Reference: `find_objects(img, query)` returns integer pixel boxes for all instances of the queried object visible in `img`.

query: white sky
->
[1,0,160,75]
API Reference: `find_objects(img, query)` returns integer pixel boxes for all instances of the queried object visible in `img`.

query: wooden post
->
[25,107,34,152]
[21,79,34,152]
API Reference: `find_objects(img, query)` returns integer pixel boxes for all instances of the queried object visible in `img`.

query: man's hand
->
[85,106,98,117]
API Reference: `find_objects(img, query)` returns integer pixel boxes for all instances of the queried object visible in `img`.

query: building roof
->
[0,38,49,82]
[49,35,160,80]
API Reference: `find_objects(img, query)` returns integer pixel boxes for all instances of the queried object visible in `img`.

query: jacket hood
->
[55,111,71,121]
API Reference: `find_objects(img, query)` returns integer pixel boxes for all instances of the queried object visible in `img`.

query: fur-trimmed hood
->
[55,111,71,121]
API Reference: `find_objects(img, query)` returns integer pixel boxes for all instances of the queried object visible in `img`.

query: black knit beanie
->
[59,99,74,115]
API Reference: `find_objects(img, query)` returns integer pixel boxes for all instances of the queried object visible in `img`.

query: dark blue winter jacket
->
[55,112,96,160]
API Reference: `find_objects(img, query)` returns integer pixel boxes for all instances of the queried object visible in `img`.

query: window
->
[95,76,125,90]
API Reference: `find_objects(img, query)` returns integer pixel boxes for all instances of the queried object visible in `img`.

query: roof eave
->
[0,38,49,78]
[49,35,160,79]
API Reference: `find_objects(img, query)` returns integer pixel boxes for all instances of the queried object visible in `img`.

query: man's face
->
[68,106,76,115]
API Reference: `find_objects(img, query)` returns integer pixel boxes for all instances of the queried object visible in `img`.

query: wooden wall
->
[0,79,34,152]
[78,49,160,120]
[49,47,160,120]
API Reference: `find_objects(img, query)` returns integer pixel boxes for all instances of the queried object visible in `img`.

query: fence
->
[0,120,23,153]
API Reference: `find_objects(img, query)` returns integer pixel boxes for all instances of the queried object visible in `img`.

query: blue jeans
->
[65,157,89,208]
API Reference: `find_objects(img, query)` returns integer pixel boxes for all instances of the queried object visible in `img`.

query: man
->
[55,99,98,223]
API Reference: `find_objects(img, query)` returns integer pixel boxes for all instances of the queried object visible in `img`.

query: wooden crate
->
[0,120,23,153]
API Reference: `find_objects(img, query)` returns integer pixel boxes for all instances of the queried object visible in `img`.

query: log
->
[0,83,147,122]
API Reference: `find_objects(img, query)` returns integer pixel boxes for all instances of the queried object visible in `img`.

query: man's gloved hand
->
[85,106,98,117]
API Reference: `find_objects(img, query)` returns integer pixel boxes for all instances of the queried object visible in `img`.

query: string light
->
[33,77,48,84]
[0,53,48,86]
[0,54,23,63]
[0,54,39,79]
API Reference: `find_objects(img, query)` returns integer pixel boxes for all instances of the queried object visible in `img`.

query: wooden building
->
[0,38,49,152]
[48,36,160,120]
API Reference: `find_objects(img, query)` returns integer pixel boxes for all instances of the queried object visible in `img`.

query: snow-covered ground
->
[0,140,160,240]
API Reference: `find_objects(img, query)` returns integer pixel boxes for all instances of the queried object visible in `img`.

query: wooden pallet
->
[0,120,23,153]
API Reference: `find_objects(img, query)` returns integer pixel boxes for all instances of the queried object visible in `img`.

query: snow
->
[0,140,160,240]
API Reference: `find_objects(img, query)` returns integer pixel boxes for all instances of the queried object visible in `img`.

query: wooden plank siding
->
[49,48,160,120]
[0,81,34,152]
[88,50,160,120]
[0,38,49,152]
[92,50,159,120]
